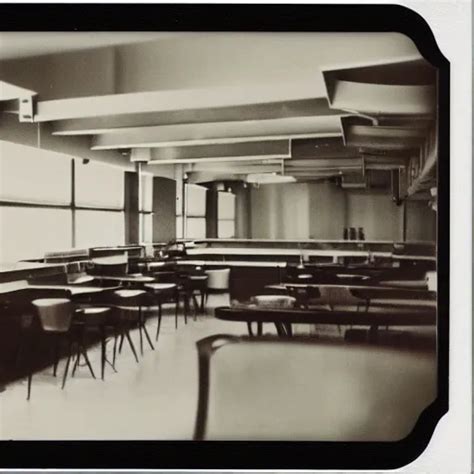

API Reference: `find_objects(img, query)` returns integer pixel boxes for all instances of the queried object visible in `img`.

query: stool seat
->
[32,298,70,307]
[32,298,72,333]
[114,289,147,299]
[148,262,167,269]
[145,283,176,292]
[75,307,111,325]
[188,275,208,281]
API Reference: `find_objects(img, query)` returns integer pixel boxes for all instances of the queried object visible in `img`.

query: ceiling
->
[0,32,438,195]
[0,32,173,60]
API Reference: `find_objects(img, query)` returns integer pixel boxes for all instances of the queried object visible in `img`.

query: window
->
[217,192,236,238]
[181,184,207,238]
[74,159,125,248]
[75,160,124,209]
[75,210,125,248]
[0,206,72,262]
[0,141,73,261]
[0,141,71,205]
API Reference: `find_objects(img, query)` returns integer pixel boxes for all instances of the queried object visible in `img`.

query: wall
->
[345,190,402,241]
[250,183,310,239]
[247,181,436,242]
[308,182,346,239]
[406,200,437,241]
[153,177,176,242]
[232,183,251,239]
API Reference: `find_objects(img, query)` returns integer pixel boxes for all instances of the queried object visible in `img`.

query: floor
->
[0,293,284,440]
[0,293,435,440]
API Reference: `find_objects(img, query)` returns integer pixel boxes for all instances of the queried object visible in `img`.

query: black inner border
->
[0,3,450,470]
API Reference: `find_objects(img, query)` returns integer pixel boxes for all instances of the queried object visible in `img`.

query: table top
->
[0,261,66,274]
[186,248,392,258]
[94,275,155,283]
[178,260,288,268]
[215,306,436,326]
[267,283,431,292]
[0,280,116,296]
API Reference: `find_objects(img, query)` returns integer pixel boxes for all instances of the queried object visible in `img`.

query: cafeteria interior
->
[0,32,438,441]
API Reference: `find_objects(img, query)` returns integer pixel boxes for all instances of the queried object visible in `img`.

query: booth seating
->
[194,335,436,441]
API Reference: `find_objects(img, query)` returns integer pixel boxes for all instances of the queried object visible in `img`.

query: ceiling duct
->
[339,172,367,189]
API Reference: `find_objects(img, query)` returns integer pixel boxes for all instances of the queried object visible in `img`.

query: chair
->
[177,271,209,321]
[205,268,231,292]
[113,289,155,362]
[72,306,115,380]
[193,335,436,441]
[90,256,128,277]
[26,298,79,400]
[144,282,178,340]
[153,270,183,329]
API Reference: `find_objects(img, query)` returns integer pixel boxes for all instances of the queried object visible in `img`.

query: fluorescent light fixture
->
[246,173,296,184]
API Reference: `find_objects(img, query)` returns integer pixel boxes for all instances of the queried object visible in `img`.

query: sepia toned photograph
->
[0,10,446,462]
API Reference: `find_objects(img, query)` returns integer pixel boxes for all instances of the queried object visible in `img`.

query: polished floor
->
[0,293,434,440]
[1,293,306,440]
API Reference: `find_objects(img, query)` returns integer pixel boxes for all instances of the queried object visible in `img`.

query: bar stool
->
[144,283,178,340]
[27,298,75,400]
[153,270,187,329]
[182,274,209,320]
[73,306,115,380]
[113,289,155,362]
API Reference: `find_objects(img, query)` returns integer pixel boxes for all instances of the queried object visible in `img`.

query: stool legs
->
[155,295,163,341]
[61,337,73,390]
[138,306,155,352]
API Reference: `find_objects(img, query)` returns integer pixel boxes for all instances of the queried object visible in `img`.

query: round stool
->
[144,283,178,340]
[74,306,114,380]
[113,289,154,361]
[186,275,209,319]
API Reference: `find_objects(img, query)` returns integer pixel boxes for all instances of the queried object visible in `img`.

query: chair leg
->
[175,291,179,329]
[184,293,189,324]
[112,331,118,367]
[138,306,144,356]
[247,322,254,336]
[156,298,162,341]
[125,330,139,363]
[257,322,263,336]
[52,335,60,377]
[100,327,106,381]
[118,332,125,353]
[61,338,73,390]
[200,290,205,313]
[71,348,80,377]
[141,320,155,351]
[192,293,199,321]
[81,346,96,379]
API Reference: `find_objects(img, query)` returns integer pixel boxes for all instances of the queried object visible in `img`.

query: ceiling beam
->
[51,98,342,136]
[327,80,436,116]
[34,83,329,122]
[148,139,290,162]
[90,116,342,150]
